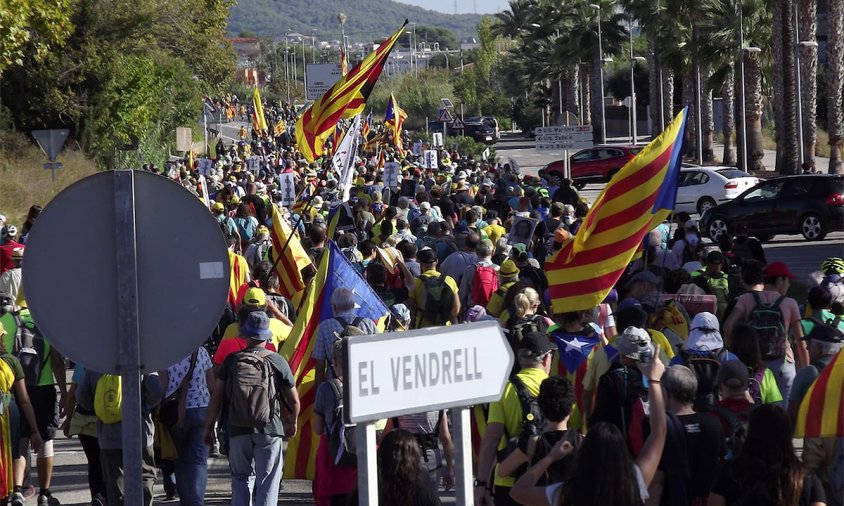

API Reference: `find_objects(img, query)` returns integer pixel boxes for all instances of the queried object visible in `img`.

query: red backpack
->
[471,265,499,306]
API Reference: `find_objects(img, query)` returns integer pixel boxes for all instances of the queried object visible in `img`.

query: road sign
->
[32,129,69,162]
[437,108,454,123]
[451,117,465,130]
[22,170,230,374]
[344,320,513,424]
[176,127,192,152]
[535,125,594,151]
[306,63,343,101]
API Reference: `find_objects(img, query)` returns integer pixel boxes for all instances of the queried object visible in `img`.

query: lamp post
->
[631,56,646,145]
[590,4,606,143]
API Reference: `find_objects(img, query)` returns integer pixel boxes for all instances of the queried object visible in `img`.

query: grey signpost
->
[344,320,514,505]
[31,129,69,180]
[23,170,229,506]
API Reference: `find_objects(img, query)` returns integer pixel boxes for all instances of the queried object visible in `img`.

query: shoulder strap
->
[509,376,535,434]
[751,291,763,306]
[351,317,363,328]
[774,295,786,306]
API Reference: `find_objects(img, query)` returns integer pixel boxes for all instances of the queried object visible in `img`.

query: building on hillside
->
[229,37,260,85]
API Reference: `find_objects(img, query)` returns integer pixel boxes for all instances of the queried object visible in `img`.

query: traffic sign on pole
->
[437,108,454,123]
[535,125,594,151]
[31,129,69,162]
[451,117,465,130]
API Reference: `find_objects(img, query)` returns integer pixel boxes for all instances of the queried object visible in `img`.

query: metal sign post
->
[113,170,144,506]
[344,321,513,506]
[32,129,69,181]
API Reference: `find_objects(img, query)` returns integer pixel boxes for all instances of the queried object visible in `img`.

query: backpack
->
[436,237,457,262]
[747,292,787,360]
[498,376,545,463]
[590,361,648,448]
[12,313,47,386]
[716,403,756,460]
[327,378,357,467]
[506,315,549,355]
[471,265,499,307]
[804,314,844,339]
[703,272,731,318]
[747,367,767,404]
[225,348,277,429]
[678,348,730,412]
[94,374,123,424]
[651,299,690,347]
[420,274,455,326]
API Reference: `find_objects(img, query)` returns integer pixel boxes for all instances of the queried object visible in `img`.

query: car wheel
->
[573,181,586,190]
[697,197,717,215]
[707,218,729,242]
[800,213,827,241]
[605,169,620,182]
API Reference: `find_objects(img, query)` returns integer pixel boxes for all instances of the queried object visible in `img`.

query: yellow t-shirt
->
[487,281,516,317]
[410,270,459,328]
[482,223,506,245]
[487,367,549,488]
[221,318,291,350]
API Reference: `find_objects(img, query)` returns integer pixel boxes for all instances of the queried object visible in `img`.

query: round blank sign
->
[22,171,230,374]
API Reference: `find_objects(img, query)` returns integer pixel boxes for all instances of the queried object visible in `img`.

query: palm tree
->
[797,0,817,167]
[772,0,800,174]
[827,0,843,173]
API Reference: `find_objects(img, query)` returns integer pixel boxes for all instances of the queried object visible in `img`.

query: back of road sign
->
[22,170,230,374]
[32,129,69,162]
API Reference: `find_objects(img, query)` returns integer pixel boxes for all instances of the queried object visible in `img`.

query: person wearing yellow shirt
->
[482,217,506,246]
[407,248,460,328]
[221,288,291,350]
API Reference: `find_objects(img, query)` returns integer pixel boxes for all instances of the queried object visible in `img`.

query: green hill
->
[228,0,481,44]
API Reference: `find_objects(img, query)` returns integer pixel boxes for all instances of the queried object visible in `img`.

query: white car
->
[675,166,760,215]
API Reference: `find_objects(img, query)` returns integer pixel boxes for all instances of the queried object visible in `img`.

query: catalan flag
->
[292,181,317,215]
[252,86,268,132]
[384,93,408,153]
[340,45,349,76]
[295,21,407,162]
[545,107,688,313]
[268,203,313,298]
[281,241,389,479]
[274,119,286,138]
[361,110,372,142]
[228,250,249,307]
[794,348,844,438]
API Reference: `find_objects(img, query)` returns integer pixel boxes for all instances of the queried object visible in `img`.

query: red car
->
[543,145,642,189]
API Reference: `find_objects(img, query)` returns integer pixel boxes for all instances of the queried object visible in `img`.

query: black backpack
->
[12,313,47,386]
[506,315,550,376]
[498,376,545,464]
[717,403,757,460]
[420,274,455,326]
[747,292,787,360]
[589,362,648,437]
[678,347,730,412]
[327,378,357,467]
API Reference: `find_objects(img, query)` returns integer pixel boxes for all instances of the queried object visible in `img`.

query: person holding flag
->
[384,93,408,154]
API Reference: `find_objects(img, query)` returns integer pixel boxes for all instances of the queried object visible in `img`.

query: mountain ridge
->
[228,0,482,44]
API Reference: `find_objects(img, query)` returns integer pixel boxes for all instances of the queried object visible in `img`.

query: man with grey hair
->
[661,365,724,505]
[458,239,498,308]
[313,287,377,385]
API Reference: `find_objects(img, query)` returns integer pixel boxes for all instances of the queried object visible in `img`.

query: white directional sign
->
[306,63,343,101]
[383,162,400,188]
[344,321,514,423]
[535,125,594,151]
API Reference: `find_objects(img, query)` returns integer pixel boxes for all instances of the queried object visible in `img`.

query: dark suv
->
[700,174,844,242]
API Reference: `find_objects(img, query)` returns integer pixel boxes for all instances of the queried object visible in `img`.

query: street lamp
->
[590,4,606,143]
[631,56,646,145]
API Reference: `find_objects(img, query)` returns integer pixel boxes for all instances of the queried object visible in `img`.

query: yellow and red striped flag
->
[545,107,688,313]
[794,348,844,438]
[384,93,408,153]
[295,21,407,162]
[291,181,317,215]
[252,86,268,132]
[268,204,312,298]
[340,45,349,76]
[274,119,286,137]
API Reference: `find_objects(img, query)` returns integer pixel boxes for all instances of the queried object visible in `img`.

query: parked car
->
[465,116,500,140]
[700,174,844,242]
[675,166,759,215]
[427,121,496,144]
[543,145,641,189]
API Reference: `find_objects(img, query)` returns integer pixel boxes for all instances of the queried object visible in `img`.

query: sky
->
[398,0,508,14]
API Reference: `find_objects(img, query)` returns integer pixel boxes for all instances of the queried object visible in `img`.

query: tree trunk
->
[581,65,592,126]
[701,64,715,162]
[827,0,843,173]
[746,52,766,172]
[591,50,605,143]
[773,0,800,174]
[562,65,580,118]
[722,63,737,166]
[663,67,674,125]
[683,67,697,158]
[647,33,663,135]
[798,0,817,168]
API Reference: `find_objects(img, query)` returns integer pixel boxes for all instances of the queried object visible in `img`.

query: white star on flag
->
[564,337,590,354]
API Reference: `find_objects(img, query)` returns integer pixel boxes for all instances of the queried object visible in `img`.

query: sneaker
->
[10,492,24,506]
[22,486,36,500]
[37,494,61,506]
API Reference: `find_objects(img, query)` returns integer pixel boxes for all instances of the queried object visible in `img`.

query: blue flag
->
[551,330,601,374]
[319,241,389,322]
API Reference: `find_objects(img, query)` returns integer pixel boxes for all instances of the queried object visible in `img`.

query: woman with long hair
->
[349,429,441,506]
[708,404,826,506]
[511,347,666,506]
[729,324,783,405]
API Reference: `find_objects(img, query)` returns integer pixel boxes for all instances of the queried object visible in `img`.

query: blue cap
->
[240,311,273,341]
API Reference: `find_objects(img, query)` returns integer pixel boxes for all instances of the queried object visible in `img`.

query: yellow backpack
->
[94,374,122,424]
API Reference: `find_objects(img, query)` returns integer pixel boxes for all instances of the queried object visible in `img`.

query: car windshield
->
[717,168,752,179]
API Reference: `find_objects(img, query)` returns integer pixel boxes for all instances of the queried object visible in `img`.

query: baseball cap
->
[419,201,432,211]
[417,247,438,264]
[517,332,555,358]
[243,287,267,306]
[500,259,520,277]
[717,360,749,390]
[614,326,652,360]
[212,202,225,212]
[239,311,273,341]
[765,261,796,279]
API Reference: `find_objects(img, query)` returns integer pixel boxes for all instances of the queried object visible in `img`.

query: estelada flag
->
[280,241,389,479]
[295,21,407,162]
[268,203,312,298]
[384,93,408,153]
[545,107,688,313]
[794,348,844,438]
